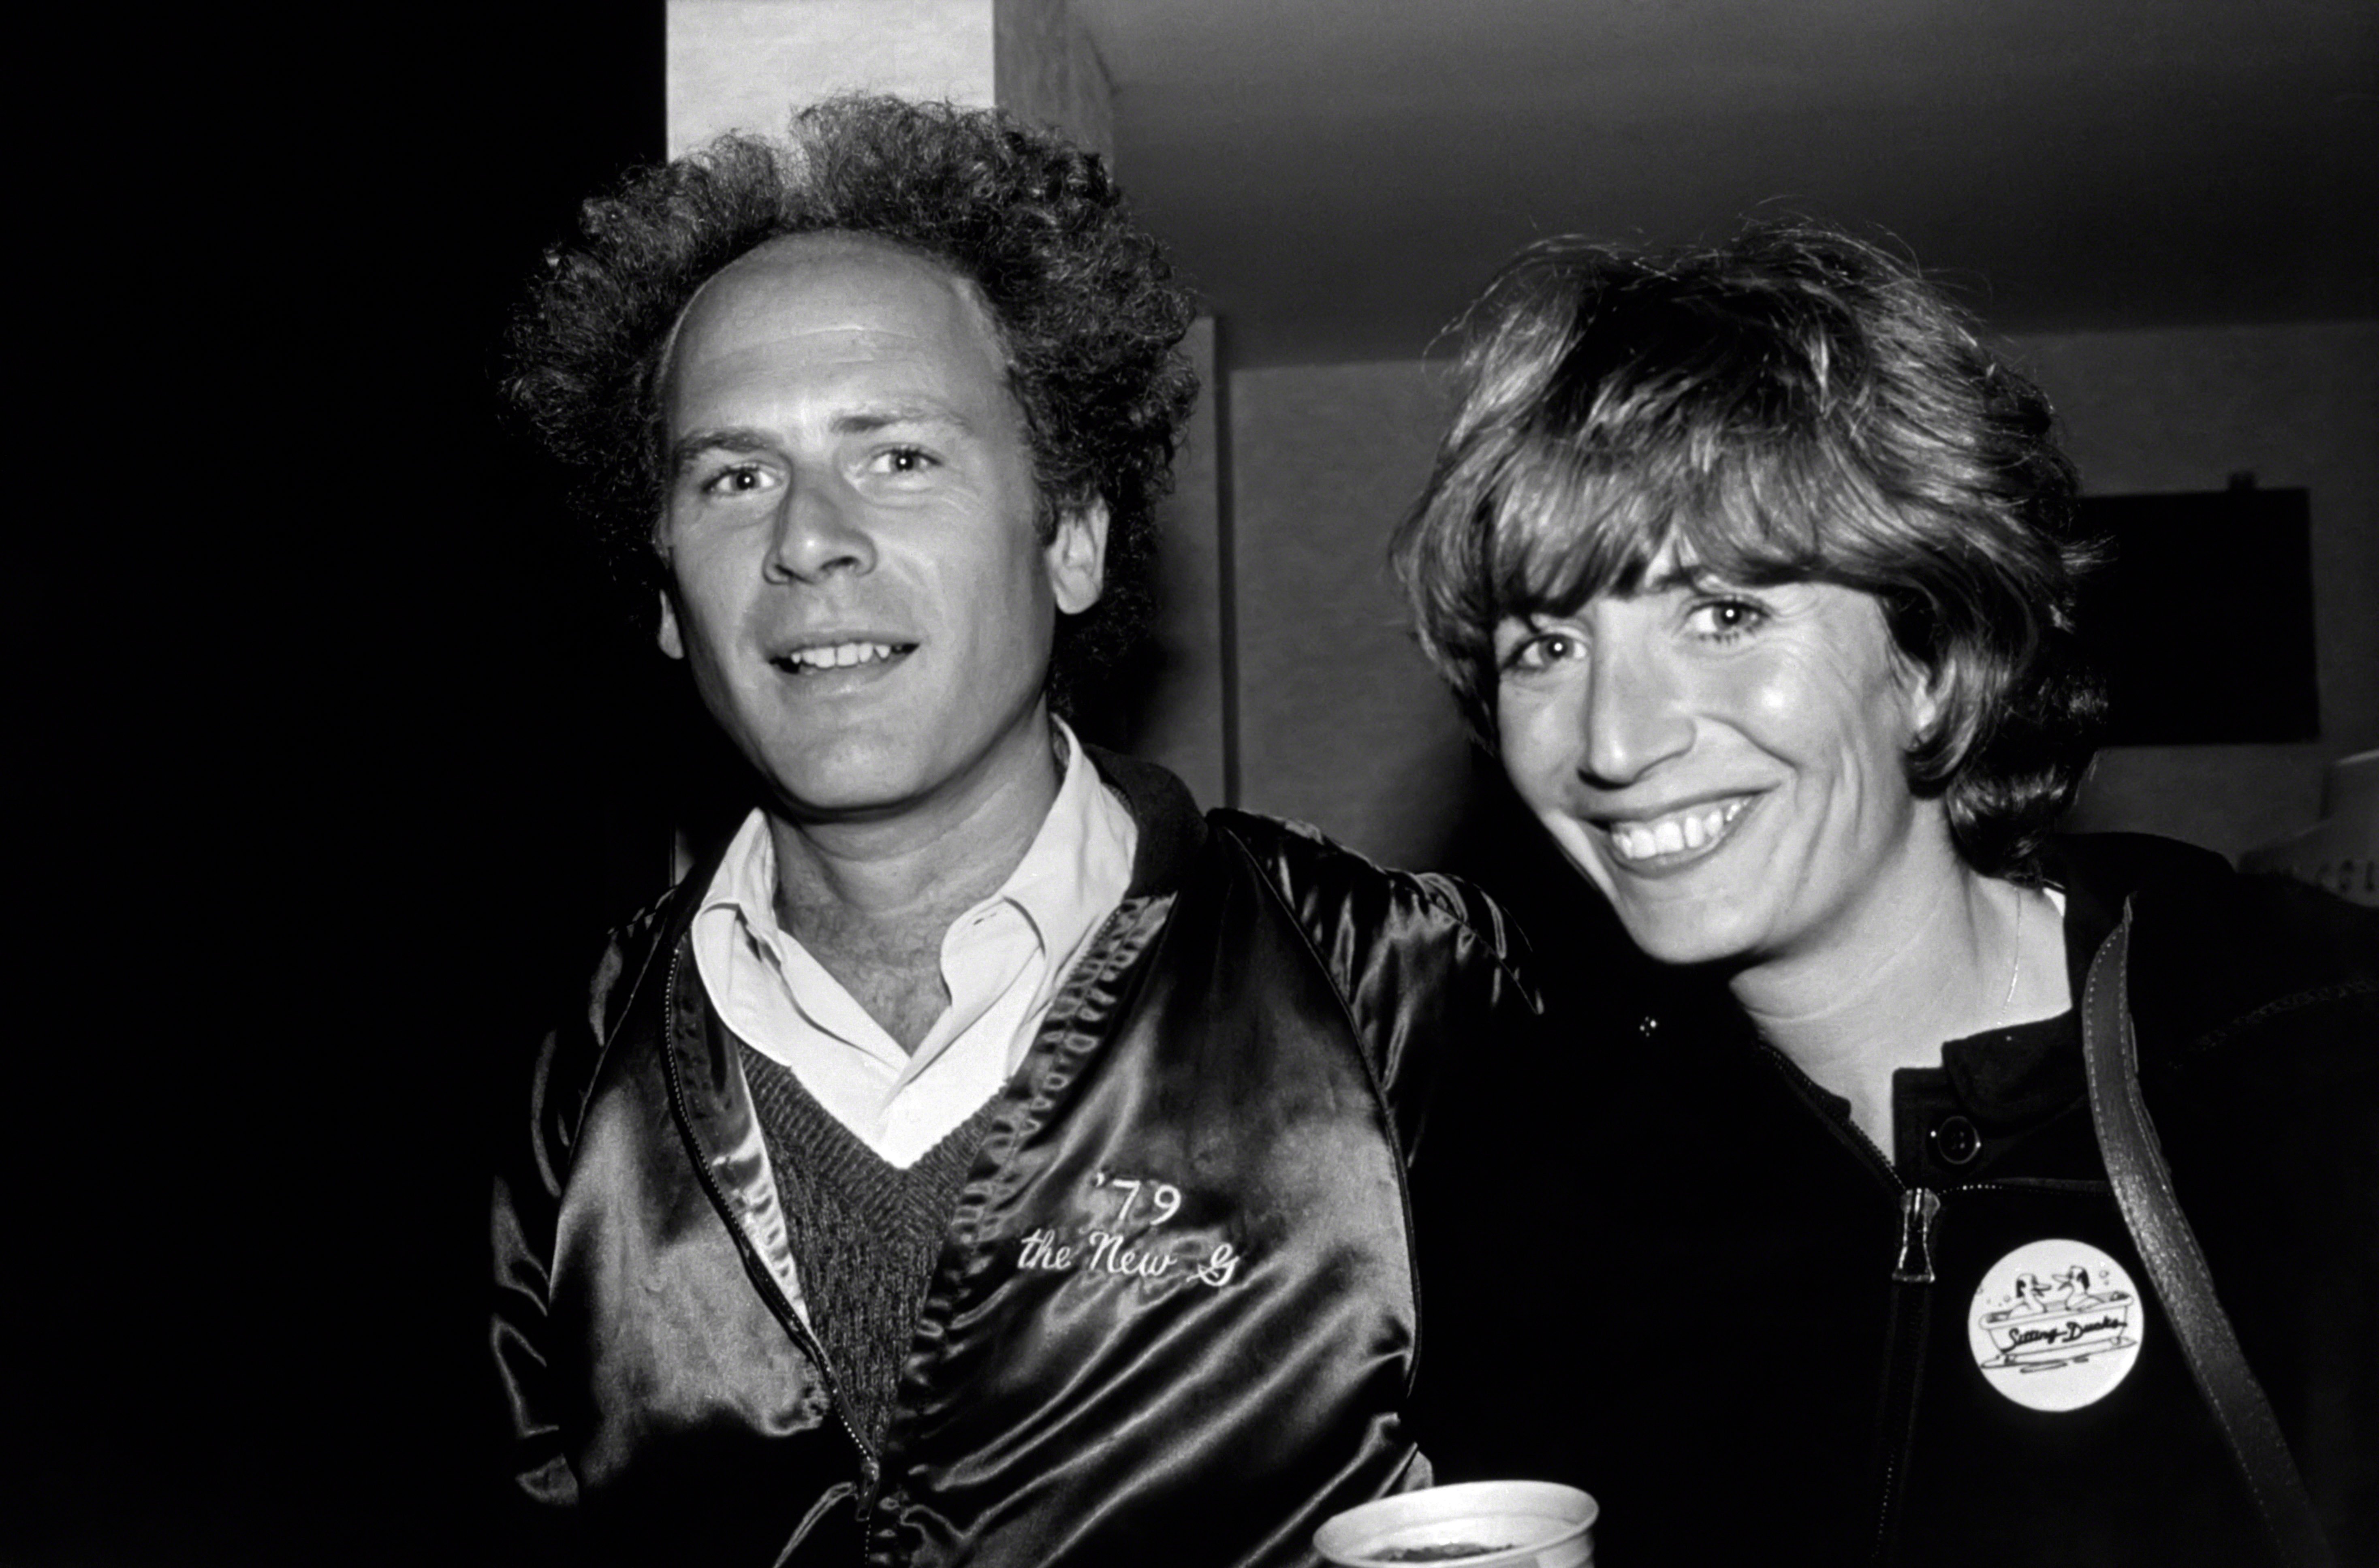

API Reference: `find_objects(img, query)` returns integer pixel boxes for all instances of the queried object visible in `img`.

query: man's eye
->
[698,464,775,497]
[870,446,938,476]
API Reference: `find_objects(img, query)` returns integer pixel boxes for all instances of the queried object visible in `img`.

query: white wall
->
[668,0,997,152]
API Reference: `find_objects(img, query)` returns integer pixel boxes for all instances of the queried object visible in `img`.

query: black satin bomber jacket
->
[489,751,1538,1566]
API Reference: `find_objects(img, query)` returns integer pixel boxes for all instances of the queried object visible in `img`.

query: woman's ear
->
[1899,635,1981,769]
[1908,654,1952,743]
[1876,592,1958,751]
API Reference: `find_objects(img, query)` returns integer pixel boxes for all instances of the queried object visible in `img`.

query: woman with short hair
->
[1397,223,2373,1567]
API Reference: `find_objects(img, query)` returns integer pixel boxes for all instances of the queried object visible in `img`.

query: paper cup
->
[1314,1480,1597,1567]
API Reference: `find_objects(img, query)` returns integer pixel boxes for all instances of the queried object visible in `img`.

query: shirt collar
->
[697,718,1133,972]
[999,719,1133,955]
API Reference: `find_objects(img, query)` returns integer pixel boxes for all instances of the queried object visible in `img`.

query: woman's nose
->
[1579,637,1693,786]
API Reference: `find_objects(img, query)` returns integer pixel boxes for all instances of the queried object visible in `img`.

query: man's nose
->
[1579,638,1693,786]
[765,478,876,582]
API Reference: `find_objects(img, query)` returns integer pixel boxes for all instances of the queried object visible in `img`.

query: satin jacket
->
[489,751,1537,1567]
[1427,833,2376,1566]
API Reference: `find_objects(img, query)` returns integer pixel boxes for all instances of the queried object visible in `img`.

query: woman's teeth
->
[1608,798,1749,862]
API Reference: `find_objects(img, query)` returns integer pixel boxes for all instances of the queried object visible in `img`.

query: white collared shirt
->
[688,722,1138,1168]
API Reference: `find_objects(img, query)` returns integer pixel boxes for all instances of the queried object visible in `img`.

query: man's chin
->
[752,738,929,819]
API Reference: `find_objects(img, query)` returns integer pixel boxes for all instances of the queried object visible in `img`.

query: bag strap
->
[2081,899,2335,1568]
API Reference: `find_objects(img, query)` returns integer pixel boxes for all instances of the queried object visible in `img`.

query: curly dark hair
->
[506,94,1200,710]
[1393,221,2107,878]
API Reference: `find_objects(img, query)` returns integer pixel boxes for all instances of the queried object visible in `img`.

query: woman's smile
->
[1601,794,1758,868]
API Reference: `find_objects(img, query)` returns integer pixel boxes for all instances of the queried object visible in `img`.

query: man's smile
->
[767,639,914,674]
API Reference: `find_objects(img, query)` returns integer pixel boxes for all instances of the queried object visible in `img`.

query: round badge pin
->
[1967,1238,2144,1412]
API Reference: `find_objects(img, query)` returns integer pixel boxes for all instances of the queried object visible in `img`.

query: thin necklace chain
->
[2000,887,2025,1018]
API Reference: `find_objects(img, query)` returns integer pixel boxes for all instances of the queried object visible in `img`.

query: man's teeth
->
[1608,799,1749,862]
[779,642,900,671]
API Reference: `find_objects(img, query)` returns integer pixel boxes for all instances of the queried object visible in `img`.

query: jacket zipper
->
[1744,1046,2134,1560]
[1743,1045,1942,1565]
[1811,1083,1933,1568]
[1869,1185,1938,1565]
[1892,1187,1941,1284]
[658,948,882,1536]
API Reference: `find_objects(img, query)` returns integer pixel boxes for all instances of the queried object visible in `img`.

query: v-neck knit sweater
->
[740,1044,1003,1457]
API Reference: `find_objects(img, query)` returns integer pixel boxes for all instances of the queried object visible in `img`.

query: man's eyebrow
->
[669,428,775,473]
[829,401,976,437]
[669,405,979,472]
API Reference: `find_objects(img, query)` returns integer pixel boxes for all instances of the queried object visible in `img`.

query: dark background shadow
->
[18,6,672,1562]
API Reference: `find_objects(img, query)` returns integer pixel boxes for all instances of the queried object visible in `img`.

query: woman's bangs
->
[1668,455,1836,586]
[1480,436,1830,614]
[1482,437,1671,617]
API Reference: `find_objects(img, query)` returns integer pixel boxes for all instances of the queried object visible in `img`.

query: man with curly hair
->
[489,96,1536,1567]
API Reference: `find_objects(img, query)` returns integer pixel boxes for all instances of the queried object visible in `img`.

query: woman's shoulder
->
[2050,831,2377,1061]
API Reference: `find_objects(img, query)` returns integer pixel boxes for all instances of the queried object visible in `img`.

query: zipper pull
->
[1892,1188,1941,1284]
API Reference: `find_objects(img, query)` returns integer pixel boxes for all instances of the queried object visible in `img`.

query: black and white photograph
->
[19,2,2372,1563]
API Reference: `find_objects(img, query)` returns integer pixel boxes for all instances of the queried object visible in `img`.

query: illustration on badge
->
[1967,1238,2144,1413]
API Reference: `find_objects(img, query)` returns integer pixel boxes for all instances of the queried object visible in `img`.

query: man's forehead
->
[721,229,935,287]
[667,230,1008,376]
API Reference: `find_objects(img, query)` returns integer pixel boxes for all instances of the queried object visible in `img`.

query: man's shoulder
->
[540,876,701,1062]
[1080,744,1539,987]
[1205,805,1426,894]
[1204,807,1532,976]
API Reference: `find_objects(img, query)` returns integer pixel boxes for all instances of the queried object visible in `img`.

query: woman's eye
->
[1688,598,1766,640]
[1504,628,1584,673]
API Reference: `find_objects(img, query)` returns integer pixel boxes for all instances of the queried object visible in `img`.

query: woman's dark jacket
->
[1426,832,2375,1566]
[489,752,1537,1567]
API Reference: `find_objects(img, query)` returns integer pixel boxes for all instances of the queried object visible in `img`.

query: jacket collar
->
[1082,743,1209,900]
[652,743,1211,957]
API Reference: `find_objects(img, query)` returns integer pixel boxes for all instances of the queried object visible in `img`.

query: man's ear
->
[1046,497,1109,615]
[657,590,686,660]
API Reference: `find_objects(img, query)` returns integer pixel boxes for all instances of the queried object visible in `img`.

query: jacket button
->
[1931,1114,1982,1165]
